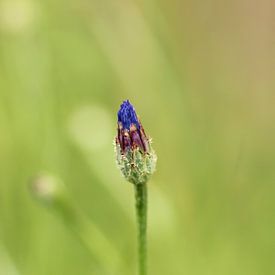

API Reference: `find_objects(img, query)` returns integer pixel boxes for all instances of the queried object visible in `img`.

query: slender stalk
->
[54,196,121,273]
[30,175,121,274]
[134,183,148,275]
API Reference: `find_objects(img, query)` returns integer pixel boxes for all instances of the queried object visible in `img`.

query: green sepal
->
[115,141,157,185]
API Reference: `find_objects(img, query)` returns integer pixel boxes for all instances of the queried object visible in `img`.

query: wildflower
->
[115,100,157,185]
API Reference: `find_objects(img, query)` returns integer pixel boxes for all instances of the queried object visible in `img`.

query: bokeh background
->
[0,0,274,274]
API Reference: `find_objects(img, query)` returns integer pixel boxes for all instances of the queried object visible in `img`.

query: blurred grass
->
[0,0,274,274]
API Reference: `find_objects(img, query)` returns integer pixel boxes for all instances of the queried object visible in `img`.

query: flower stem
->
[134,183,148,275]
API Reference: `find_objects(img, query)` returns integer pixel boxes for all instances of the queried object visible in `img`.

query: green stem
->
[53,196,121,273]
[30,176,121,274]
[134,183,148,275]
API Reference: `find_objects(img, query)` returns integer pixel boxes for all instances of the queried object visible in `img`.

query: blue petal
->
[117,100,140,130]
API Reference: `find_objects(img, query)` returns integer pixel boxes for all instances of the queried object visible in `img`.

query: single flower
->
[115,100,157,185]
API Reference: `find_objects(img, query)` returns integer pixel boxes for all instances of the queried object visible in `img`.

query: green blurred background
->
[0,0,274,274]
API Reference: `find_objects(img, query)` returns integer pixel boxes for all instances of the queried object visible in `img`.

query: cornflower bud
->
[115,100,157,185]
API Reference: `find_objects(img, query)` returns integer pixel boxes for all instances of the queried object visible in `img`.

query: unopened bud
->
[115,100,157,184]
[30,173,65,205]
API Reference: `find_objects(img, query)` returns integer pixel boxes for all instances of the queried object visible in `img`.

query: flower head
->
[118,100,140,130]
[116,100,149,154]
[115,100,157,185]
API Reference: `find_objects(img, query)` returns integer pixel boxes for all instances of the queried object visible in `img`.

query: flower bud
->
[30,173,65,205]
[115,100,157,184]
